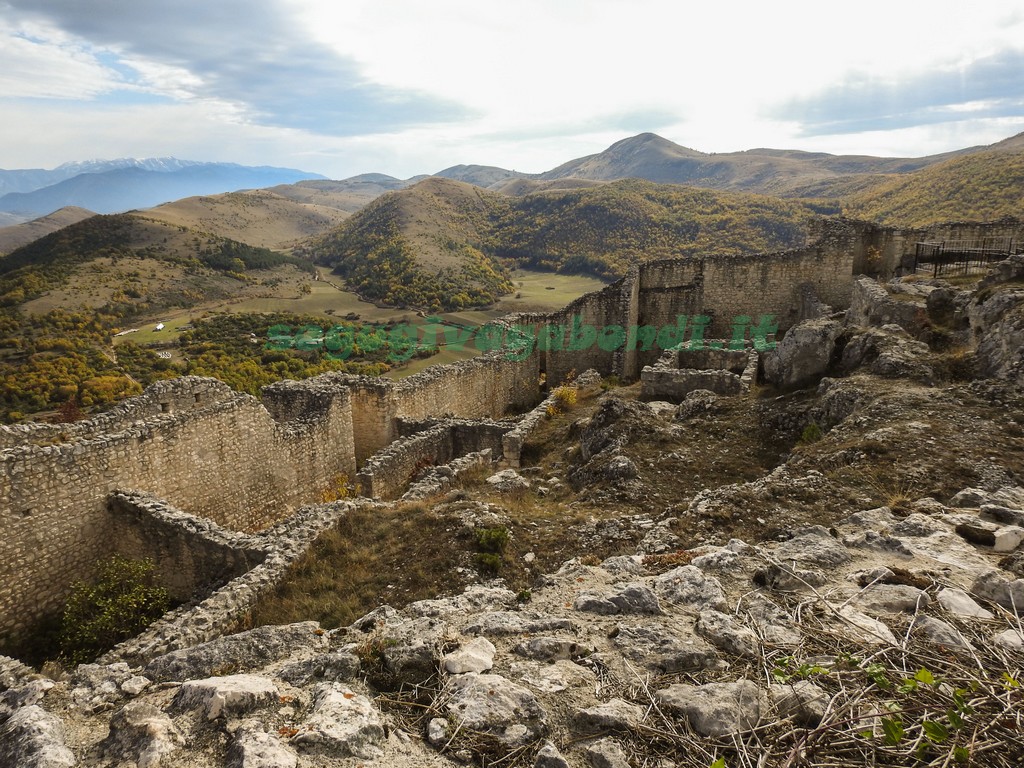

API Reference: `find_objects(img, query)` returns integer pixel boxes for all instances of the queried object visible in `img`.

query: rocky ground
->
[2,260,1024,767]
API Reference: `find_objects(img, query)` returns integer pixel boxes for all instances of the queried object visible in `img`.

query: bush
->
[799,422,823,444]
[59,555,170,665]
[475,526,510,554]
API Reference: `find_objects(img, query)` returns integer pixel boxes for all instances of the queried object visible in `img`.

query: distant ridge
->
[0,160,325,218]
[0,207,96,255]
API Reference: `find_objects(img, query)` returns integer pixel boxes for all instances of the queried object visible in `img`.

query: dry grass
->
[249,502,475,630]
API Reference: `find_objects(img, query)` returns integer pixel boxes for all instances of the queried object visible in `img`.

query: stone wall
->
[0,377,356,646]
[640,343,758,402]
[356,420,510,500]
[109,492,267,604]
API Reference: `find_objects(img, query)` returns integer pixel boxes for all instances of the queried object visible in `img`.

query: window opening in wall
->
[160,402,171,413]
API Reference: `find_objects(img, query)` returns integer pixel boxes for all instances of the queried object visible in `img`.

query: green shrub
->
[799,422,823,444]
[59,555,170,665]
[475,526,510,554]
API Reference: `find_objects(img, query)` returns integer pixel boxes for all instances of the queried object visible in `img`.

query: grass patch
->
[249,502,473,630]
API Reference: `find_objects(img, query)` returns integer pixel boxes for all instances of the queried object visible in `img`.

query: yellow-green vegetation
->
[489,179,818,278]
[844,151,1024,226]
[313,177,820,311]
[58,555,170,666]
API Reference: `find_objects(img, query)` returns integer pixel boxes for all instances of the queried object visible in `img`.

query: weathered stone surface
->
[584,738,631,768]
[101,701,183,768]
[653,566,727,611]
[771,681,829,727]
[511,660,596,694]
[145,622,326,682]
[763,318,843,389]
[572,698,642,732]
[171,674,279,720]
[226,724,297,768]
[600,555,645,575]
[656,680,768,736]
[753,563,827,591]
[742,594,802,646]
[971,569,1024,610]
[837,607,897,645]
[770,527,852,568]
[463,611,575,637]
[937,588,994,619]
[486,469,530,492]
[912,616,973,650]
[443,673,546,746]
[426,717,449,746]
[291,684,385,759]
[535,741,571,768]
[70,662,136,714]
[993,629,1024,651]
[407,585,518,618]
[696,611,760,658]
[614,623,719,674]
[853,584,931,614]
[513,637,590,662]
[576,584,661,615]
[443,637,496,675]
[277,652,360,687]
[0,705,76,768]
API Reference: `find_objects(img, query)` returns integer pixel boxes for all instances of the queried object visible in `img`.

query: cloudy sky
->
[2,0,1024,179]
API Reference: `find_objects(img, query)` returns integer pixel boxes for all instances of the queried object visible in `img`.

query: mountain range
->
[0,159,325,221]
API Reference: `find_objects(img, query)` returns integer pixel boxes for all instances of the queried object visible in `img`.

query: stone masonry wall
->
[109,492,268,604]
[0,377,355,645]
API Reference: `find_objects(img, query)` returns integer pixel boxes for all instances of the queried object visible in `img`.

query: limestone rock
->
[770,527,852,568]
[656,680,768,736]
[463,611,574,637]
[70,662,135,714]
[486,469,530,492]
[585,738,631,768]
[614,623,719,674]
[837,607,897,645]
[971,569,1024,610]
[696,610,761,658]
[742,594,802,647]
[753,563,827,591]
[513,637,590,662]
[535,741,571,768]
[171,674,279,720]
[226,724,297,768]
[575,583,661,616]
[291,684,385,759]
[770,680,830,727]
[936,588,994,619]
[443,637,496,675]
[145,622,326,682]
[443,673,547,746]
[0,705,76,768]
[993,629,1024,651]
[653,566,727,611]
[853,584,930,615]
[763,318,843,389]
[101,701,184,768]
[912,616,973,650]
[277,652,360,687]
[599,555,646,576]
[571,698,642,732]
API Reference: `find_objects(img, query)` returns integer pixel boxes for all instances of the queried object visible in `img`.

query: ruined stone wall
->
[0,377,355,644]
[356,420,511,500]
[109,492,267,604]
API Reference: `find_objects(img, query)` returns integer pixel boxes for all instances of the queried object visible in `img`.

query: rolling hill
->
[0,207,95,255]
[842,135,1024,226]
[311,176,824,310]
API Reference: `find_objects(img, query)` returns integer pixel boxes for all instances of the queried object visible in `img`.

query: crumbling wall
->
[0,377,355,644]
